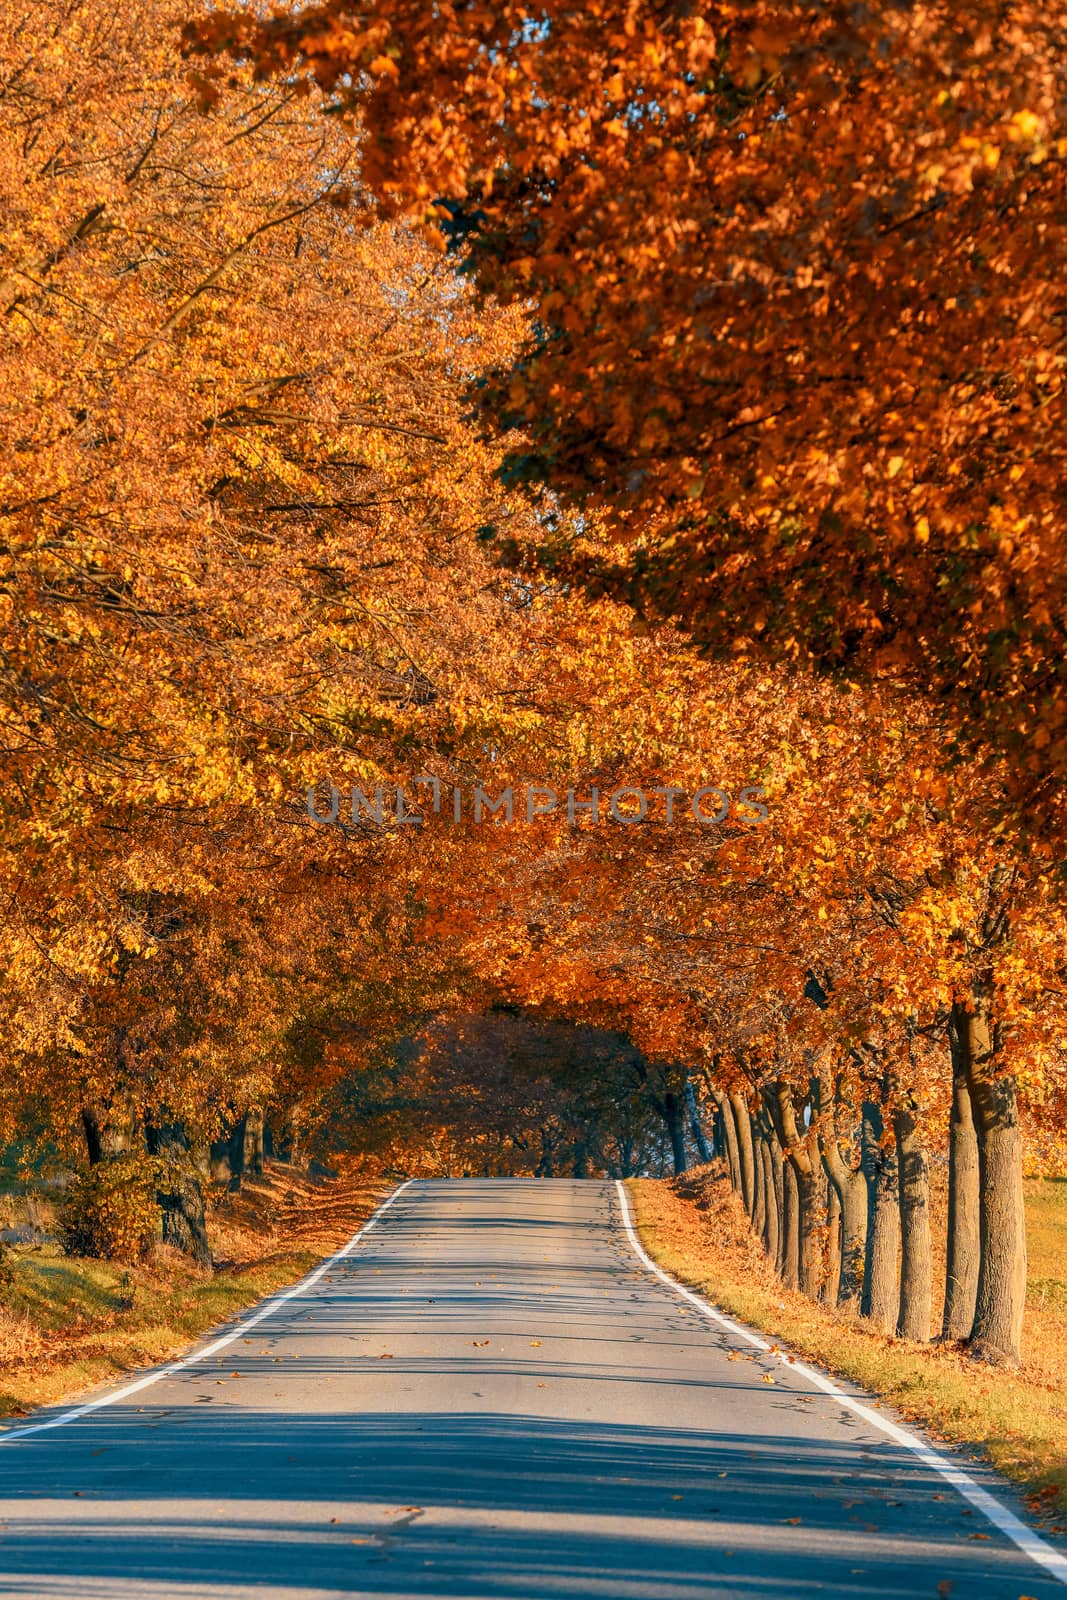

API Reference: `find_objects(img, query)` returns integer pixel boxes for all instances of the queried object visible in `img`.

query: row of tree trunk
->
[77,1100,306,1268]
[702,1005,1027,1365]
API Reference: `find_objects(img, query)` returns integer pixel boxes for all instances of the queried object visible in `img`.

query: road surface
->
[0,1178,1063,1598]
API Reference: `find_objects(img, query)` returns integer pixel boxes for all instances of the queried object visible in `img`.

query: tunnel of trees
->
[2,0,1066,1375]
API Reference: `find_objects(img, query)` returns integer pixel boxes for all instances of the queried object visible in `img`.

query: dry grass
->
[0,1164,389,1423]
[628,1166,1067,1526]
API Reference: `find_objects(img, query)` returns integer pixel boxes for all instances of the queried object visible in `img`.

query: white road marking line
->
[0,1180,414,1445]
[614,1177,1067,1587]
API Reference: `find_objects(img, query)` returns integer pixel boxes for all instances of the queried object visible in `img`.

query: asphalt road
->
[0,1177,1064,1599]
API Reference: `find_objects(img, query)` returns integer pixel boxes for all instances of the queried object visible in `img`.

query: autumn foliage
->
[0,0,1065,1387]
[188,0,1067,844]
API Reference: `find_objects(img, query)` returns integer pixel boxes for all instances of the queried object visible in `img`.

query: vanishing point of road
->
[0,1179,1064,1599]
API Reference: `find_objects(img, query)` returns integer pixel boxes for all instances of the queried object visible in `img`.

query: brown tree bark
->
[685,1078,713,1164]
[227,1113,247,1191]
[768,1081,823,1299]
[814,1065,868,1311]
[145,1122,212,1268]
[80,1100,137,1164]
[963,979,1027,1367]
[759,1133,780,1268]
[894,1096,932,1341]
[781,1158,800,1291]
[942,1003,981,1340]
[752,1133,767,1238]
[860,1097,900,1331]
[277,1105,303,1165]
[761,1101,787,1277]
[209,1139,232,1182]
[728,1091,757,1219]
[713,1089,743,1195]
[821,1178,841,1306]
[244,1106,265,1177]
[662,1089,689,1176]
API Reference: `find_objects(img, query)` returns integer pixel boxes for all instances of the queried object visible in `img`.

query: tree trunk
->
[146,1122,212,1268]
[861,1098,899,1331]
[276,1105,302,1165]
[821,1179,841,1306]
[894,1098,932,1341]
[572,1140,589,1179]
[767,1081,822,1298]
[942,1004,981,1340]
[814,1067,868,1312]
[781,1159,800,1291]
[81,1102,136,1164]
[759,1129,780,1268]
[209,1139,232,1182]
[728,1092,757,1219]
[244,1106,265,1178]
[963,982,1027,1367]
[752,1134,767,1238]
[764,1111,786,1276]
[685,1079,712,1164]
[716,1091,742,1195]
[227,1114,247,1191]
[795,1163,823,1299]
[662,1090,689,1176]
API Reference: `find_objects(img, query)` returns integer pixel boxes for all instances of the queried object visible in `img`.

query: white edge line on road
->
[614,1177,1067,1587]
[0,1178,415,1445]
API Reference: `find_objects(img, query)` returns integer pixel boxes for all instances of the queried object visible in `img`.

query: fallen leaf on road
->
[967,1533,991,1541]
[473,1340,490,1347]
[378,1353,394,1360]
[937,1584,953,1598]
[783,1517,802,1525]
[529,1340,542,1347]
[760,1374,776,1384]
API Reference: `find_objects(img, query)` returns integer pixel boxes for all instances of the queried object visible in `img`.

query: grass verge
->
[0,1165,389,1424]
[627,1166,1067,1528]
